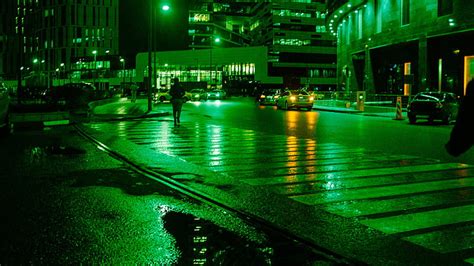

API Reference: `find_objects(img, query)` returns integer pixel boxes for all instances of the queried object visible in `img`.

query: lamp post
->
[92,50,98,86]
[40,59,45,87]
[120,58,125,86]
[59,63,65,85]
[209,36,220,88]
[148,3,170,112]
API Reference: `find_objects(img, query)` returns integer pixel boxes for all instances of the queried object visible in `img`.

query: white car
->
[0,83,10,134]
[186,89,208,101]
[207,90,226,100]
[276,89,314,110]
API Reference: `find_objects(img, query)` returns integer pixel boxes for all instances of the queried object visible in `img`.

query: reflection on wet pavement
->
[162,211,331,265]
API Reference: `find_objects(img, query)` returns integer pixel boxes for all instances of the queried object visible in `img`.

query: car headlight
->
[290,96,296,101]
[309,96,314,101]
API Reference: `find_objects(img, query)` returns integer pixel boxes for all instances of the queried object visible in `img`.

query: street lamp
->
[148,3,170,112]
[210,36,220,87]
[92,50,98,85]
[120,58,126,86]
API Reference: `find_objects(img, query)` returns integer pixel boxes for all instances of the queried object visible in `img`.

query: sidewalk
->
[312,99,407,119]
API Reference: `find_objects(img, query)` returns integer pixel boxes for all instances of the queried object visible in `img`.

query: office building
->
[16,0,119,87]
[249,0,337,90]
[0,1,18,81]
[327,0,474,97]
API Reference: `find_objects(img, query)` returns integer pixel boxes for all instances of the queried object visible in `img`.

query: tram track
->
[74,123,355,265]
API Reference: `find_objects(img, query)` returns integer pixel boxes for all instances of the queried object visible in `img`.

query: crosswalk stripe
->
[291,177,474,205]
[359,205,474,234]
[228,158,439,177]
[243,163,473,186]
[402,225,474,253]
[323,188,474,217]
[208,154,419,171]
[273,169,474,196]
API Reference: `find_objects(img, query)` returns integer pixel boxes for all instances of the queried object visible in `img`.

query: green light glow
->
[162,5,170,11]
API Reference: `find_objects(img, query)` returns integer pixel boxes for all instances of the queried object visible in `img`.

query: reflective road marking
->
[359,205,474,234]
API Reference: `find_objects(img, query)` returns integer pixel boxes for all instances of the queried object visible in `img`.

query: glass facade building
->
[328,0,474,98]
[14,0,119,87]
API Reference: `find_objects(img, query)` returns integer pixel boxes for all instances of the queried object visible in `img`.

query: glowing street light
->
[210,36,221,86]
[120,58,126,85]
[148,3,170,112]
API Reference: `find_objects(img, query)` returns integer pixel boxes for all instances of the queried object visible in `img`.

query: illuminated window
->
[404,62,411,95]
[190,13,210,22]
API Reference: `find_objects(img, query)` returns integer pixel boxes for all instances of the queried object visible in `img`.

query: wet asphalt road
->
[87,97,474,265]
[3,97,473,265]
[0,125,337,265]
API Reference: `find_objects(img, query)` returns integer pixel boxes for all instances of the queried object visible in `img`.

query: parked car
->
[0,82,10,134]
[258,89,280,105]
[154,88,172,103]
[207,89,226,100]
[276,89,314,110]
[186,89,208,101]
[407,91,459,124]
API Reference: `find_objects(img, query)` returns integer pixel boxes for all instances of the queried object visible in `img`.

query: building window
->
[357,10,363,39]
[438,0,453,16]
[401,0,410,25]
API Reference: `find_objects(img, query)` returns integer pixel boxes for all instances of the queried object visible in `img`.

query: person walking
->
[130,83,139,103]
[169,78,186,127]
[445,79,474,157]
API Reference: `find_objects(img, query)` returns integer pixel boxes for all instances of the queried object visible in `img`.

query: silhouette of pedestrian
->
[130,83,138,103]
[445,79,474,157]
[169,78,185,127]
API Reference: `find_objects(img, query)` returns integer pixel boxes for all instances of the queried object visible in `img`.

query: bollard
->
[394,96,404,120]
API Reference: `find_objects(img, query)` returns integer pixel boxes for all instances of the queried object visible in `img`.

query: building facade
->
[184,0,337,91]
[16,0,119,87]
[188,1,254,50]
[0,1,19,81]
[136,46,268,96]
[249,0,337,90]
[328,0,474,98]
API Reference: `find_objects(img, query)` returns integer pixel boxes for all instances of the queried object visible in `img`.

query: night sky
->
[119,0,190,61]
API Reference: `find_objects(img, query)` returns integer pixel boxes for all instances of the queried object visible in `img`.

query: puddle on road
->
[162,211,336,265]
